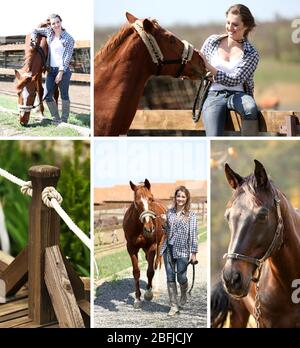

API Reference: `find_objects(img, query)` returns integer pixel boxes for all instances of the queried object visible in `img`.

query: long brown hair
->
[226,4,256,38]
[173,186,191,215]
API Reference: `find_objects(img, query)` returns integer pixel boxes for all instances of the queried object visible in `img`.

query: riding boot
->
[167,282,179,316]
[179,281,188,308]
[241,119,258,136]
[61,99,70,123]
[46,100,60,122]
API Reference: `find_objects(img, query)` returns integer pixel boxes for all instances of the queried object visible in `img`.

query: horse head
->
[126,12,206,79]
[222,160,283,298]
[130,179,157,237]
[15,69,40,125]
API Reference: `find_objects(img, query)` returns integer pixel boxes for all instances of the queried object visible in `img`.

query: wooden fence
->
[129,110,300,136]
[0,39,90,83]
[0,165,90,328]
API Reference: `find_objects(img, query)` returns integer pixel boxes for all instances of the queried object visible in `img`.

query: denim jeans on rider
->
[45,67,72,102]
[202,90,258,136]
[163,245,189,284]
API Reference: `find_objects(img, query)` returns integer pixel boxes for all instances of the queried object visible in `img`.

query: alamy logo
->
[291,19,300,43]
[291,279,300,304]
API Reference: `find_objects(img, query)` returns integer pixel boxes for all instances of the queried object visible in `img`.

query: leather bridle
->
[132,20,194,77]
[223,195,284,282]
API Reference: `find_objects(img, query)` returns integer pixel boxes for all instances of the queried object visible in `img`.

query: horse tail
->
[211,280,230,328]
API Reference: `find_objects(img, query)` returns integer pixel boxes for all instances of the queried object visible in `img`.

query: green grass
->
[255,58,300,89]
[0,94,90,136]
[96,249,147,279]
[198,225,207,243]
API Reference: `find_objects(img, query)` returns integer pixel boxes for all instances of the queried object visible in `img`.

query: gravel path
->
[94,241,207,328]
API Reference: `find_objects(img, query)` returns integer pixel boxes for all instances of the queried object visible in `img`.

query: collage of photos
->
[0,0,300,334]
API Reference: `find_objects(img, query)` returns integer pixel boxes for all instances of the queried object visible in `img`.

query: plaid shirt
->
[160,207,198,259]
[201,34,259,96]
[31,28,74,72]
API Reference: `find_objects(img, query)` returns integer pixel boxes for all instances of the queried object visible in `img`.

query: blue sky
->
[95,0,300,27]
[94,138,207,187]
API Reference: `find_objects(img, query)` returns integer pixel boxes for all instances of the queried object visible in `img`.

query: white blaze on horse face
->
[22,86,30,106]
[141,196,149,223]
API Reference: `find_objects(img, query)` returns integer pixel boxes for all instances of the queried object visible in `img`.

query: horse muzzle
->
[222,262,253,298]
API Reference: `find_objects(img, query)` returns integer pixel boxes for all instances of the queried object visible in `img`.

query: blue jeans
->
[202,90,258,136]
[163,245,189,284]
[45,67,72,102]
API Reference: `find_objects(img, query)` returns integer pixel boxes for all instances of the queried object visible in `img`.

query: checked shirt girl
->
[198,4,259,136]
[160,186,198,316]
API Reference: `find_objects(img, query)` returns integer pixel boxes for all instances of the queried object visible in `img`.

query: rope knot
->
[42,186,63,208]
[21,181,33,196]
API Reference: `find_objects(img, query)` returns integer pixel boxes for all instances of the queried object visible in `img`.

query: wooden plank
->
[0,41,89,52]
[77,299,90,316]
[0,246,28,300]
[0,251,14,273]
[0,298,28,318]
[28,165,61,324]
[130,110,300,134]
[45,246,85,328]
[15,319,57,328]
[0,308,28,325]
[0,315,32,328]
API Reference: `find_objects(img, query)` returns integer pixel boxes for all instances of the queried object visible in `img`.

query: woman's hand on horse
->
[55,71,64,84]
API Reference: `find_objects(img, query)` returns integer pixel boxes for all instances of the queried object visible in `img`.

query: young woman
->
[198,4,259,136]
[161,186,198,316]
[30,13,74,123]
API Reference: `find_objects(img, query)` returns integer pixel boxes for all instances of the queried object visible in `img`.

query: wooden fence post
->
[28,165,60,324]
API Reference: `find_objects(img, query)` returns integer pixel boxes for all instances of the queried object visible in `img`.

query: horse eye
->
[256,214,268,222]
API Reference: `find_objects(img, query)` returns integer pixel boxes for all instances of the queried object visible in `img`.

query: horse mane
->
[22,22,48,73]
[95,24,133,64]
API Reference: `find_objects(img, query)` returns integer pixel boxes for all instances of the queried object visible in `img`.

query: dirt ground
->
[94,241,208,328]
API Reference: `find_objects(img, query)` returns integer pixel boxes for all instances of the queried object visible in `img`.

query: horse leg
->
[128,246,142,308]
[229,298,250,328]
[144,246,156,301]
[37,74,44,115]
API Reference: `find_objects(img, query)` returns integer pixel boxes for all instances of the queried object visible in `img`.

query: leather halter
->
[132,20,194,77]
[223,195,284,282]
[18,43,47,113]
[139,210,157,223]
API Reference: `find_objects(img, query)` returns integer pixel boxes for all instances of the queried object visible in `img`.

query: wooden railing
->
[0,165,90,328]
[129,110,300,136]
[0,40,90,83]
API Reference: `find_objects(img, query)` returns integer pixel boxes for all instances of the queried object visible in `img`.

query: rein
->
[132,20,194,77]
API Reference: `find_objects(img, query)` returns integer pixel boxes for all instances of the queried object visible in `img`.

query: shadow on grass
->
[95,278,169,313]
[72,113,90,127]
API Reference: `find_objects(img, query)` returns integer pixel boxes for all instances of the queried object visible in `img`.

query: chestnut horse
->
[123,179,166,308]
[15,25,58,126]
[211,160,300,328]
[94,12,206,136]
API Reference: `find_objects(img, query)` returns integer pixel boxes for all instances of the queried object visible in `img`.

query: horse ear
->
[126,12,138,24]
[144,179,151,190]
[254,159,269,188]
[142,19,154,34]
[129,181,136,191]
[15,70,21,80]
[225,163,244,189]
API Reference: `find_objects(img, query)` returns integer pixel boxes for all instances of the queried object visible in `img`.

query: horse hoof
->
[133,300,142,309]
[144,289,153,301]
